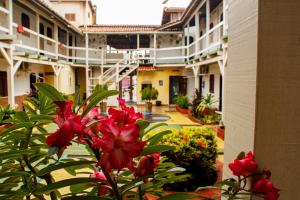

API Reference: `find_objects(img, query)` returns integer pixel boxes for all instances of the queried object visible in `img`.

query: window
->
[39,23,44,35]
[47,27,53,38]
[21,13,30,37]
[65,13,76,21]
[210,22,214,29]
[21,13,30,28]
[209,74,215,93]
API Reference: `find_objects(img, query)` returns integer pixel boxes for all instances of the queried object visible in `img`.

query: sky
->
[92,0,191,25]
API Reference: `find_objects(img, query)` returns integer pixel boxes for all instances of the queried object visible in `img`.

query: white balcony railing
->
[9,21,226,66]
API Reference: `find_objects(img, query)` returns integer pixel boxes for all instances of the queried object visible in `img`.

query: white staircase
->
[87,57,139,106]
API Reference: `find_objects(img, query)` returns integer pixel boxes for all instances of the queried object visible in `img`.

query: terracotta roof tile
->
[79,24,179,33]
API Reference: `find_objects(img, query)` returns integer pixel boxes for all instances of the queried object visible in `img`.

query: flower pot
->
[217,126,225,140]
[201,108,215,118]
[145,102,153,113]
[100,102,107,113]
[155,101,162,106]
[175,105,188,114]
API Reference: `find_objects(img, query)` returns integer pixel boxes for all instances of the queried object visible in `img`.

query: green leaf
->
[30,114,54,122]
[140,145,175,156]
[14,112,30,122]
[0,171,30,178]
[144,122,168,134]
[69,183,96,193]
[81,90,118,117]
[136,120,150,132]
[35,178,105,194]
[0,122,34,136]
[158,193,211,200]
[36,160,96,176]
[236,152,245,160]
[34,83,65,101]
[0,149,36,160]
[147,130,172,146]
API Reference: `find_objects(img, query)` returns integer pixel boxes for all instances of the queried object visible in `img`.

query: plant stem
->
[138,185,144,200]
[102,169,122,200]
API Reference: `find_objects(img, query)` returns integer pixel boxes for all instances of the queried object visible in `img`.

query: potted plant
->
[196,94,217,118]
[93,84,109,113]
[175,95,189,114]
[141,87,158,113]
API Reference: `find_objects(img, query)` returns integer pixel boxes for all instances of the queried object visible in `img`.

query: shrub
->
[160,127,218,191]
[175,95,189,109]
[141,87,158,102]
[202,114,221,125]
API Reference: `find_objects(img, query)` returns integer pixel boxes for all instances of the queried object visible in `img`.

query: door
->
[0,71,8,97]
[169,76,187,104]
[30,73,36,92]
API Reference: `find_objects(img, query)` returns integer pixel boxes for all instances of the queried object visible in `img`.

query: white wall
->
[50,2,94,27]
[58,66,75,95]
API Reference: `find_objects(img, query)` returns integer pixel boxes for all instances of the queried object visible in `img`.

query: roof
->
[29,0,82,34]
[49,0,96,13]
[79,24,179,33]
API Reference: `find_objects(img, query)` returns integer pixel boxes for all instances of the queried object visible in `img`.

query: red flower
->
[197,140,206,149]
[90,170,110,196]
[46,101,84,150]
[254,178,280,200]
[135,153,160,177]
[108,98,142,127]
[81,107,101,125]
[228,152,257,176]
[94,119,146,171]
[183,136,189,142]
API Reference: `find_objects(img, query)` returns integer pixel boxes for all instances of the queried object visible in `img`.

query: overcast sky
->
[92,0,191,25]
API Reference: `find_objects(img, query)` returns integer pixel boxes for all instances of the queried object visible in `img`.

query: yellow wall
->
[137,67,184,105]
[76,67,86,102]
[44,66,54,87]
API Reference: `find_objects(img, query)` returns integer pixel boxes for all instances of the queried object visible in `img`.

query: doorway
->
[39,23,45,55]
[0,71,8,97]
[169,76,187,104]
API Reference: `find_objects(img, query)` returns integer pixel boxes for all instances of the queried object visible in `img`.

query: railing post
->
[223,0,228,36]
[116,64,119,83]
[100,48,104,84]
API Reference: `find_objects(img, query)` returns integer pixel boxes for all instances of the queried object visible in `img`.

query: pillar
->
[206,0,210,48]
[223,0,300,199]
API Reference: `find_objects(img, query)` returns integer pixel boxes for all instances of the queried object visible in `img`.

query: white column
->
[206,0,211,48]
[100,48,104,84]
[54,24,58,59]
[186,24,190,58]
[195,12,200,54]
[8,0,13,34]
[193,66,200,90]
[36,14,40,54]
[153,33,157,66]
[137,34,140,49]
[85,0,90,97]
[223,0,227,35]
[54,68,59,89]
[7,60,15,107]
[66,31,69,58]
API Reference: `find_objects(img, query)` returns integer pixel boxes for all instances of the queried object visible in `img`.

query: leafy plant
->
[197,94,217,117]
[93,84,108,94]
[0,105,16,125]
[160,127,218,191]
[175,95,189,109]
[141,87,158,102]
[191,89,202,118]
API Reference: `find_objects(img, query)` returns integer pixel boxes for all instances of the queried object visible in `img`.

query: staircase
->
[87,57,139,94]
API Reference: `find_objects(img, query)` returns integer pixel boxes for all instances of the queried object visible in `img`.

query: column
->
[223,1,300,199]
[6,61,15,107]
[222,0,227,35]
[193,66,200,90]
[153,33,157,66]
[8,0,12,34]
[195,12,200,54]
[206,0,210,48]
[187,24,190,58]
[54,24,58,58]
[36,14,40,54]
